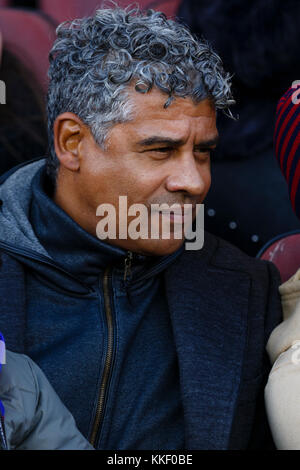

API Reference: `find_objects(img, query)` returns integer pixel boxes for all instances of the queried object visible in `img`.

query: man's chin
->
[105,238,186,257]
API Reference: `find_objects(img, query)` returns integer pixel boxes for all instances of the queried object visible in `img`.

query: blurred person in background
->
[0,28,47,175]
[264,85,300,450]
[178,0,300,256]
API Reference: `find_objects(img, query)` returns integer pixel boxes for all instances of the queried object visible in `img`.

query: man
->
[0,6,281,449]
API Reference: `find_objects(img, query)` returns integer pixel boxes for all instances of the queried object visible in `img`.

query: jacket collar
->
[165,234,250,449]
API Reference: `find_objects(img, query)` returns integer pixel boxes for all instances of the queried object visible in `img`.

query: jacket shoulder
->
[191,232,282,341]
[1,351,93,450]
[0,252,26,353]
[1,351,37,396]
[192,231,281,280]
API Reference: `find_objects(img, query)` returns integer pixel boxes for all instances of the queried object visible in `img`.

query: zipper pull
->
[124,251,133,283]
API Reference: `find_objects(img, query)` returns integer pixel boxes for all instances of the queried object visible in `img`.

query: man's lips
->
[151,206,196,224]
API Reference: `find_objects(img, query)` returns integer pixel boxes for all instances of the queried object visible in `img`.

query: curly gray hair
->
[46,4,234,180]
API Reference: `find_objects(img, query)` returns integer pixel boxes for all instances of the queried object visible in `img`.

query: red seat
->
[40,0,181,24]
[0,8,56,91]
[144,0,181,17]
[257,231,300,283]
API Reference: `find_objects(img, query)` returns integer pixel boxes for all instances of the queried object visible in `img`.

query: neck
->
[54,171,98,238]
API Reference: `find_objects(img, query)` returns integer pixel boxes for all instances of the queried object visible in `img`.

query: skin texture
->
[54,87,218,256]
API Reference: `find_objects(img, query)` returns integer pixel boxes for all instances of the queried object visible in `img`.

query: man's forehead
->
[132,105,217,143]
[124,86,215,130]
[128,86,215,115]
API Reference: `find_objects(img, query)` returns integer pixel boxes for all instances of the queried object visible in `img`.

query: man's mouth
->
[152,205,196,225]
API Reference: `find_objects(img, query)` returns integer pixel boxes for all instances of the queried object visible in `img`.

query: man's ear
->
[54,112,86,172]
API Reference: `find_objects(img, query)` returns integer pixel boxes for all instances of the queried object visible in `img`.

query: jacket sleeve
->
[265,345,300,449]
[247,261,283,449]
[1,351,93,450]
[266,268,300,364]
[264,269,300,449]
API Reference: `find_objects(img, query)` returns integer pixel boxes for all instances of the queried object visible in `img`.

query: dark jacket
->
[0,160,282,449]
[0,229,282,447]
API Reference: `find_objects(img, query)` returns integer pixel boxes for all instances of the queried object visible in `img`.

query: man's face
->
[56,87,218,256]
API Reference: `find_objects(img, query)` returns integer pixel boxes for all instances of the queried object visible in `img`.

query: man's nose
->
[165,152,210,196]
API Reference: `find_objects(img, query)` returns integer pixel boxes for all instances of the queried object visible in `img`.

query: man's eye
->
[195,148,213,154]
[194,148,215,159]
[152,147,172,153]
[148,147,172,159]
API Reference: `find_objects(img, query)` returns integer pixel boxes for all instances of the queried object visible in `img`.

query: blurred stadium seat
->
[39,0,181,24]
[257,231,300,283]
[0,1,11,7]
[146,0,181,17]
[0,8,56,91]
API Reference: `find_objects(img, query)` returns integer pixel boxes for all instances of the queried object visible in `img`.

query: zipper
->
[123,246,184,287]
[0,415,8,450]
[89,267,115,447]
[124,251,133,283]
[134,246,184,284]
[89,252,133,446]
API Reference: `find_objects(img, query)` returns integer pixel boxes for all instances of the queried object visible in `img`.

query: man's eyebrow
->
[194,136,219,147]
[137,136,186,147]
[136,135,219,147]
